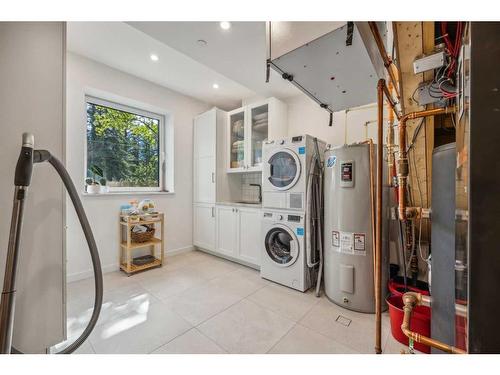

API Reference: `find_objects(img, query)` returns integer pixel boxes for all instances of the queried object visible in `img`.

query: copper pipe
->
[382,83,401,120]
[361,139,376,284]
[401,292,467,354]
[386,82,395,186]
[373,78,408,354]
[369,22,401,101]
[388,81,395,125]
[397,106,457,220]
[375,79,384,354]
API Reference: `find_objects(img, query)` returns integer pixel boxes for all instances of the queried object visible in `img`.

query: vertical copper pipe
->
[375,79,384,354]
[386,82,395,186]
[397,106,456,220]
[361,140,376,283]
[369,22,401,101]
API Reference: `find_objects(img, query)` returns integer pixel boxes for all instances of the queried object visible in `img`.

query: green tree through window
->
[86,101,161,189]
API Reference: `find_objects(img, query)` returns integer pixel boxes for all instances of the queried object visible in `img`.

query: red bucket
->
[386,295,431,353]
[388,278,430,298]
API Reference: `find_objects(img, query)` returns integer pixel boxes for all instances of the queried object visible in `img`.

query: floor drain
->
[335,315,352,327]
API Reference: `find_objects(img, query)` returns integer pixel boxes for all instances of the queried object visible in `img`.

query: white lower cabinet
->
[215,205,238,257]
[237,207,262,265]
[193,203,216,251]
[194,203,261,268]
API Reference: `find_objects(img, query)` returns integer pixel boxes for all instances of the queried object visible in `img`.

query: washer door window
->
[265,225,299,267]
[267,149,301,191]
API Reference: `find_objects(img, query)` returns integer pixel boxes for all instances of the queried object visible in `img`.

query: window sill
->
[82,191,174,197]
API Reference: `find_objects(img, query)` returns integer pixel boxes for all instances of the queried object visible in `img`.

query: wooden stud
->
[422,21,435,208]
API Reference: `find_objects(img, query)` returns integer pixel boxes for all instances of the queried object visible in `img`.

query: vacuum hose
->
[1,134,103,354]
[305,138,324,297]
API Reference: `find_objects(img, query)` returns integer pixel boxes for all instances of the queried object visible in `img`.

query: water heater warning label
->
[353,233,366,255]
[332,231,340,247]
[340,232,354,254]
[333,231,366,256]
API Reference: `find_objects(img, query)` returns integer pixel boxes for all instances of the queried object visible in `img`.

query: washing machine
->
[262,135,326,211]
[260,210,312,292]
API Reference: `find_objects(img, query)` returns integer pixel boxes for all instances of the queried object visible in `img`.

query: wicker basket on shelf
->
[130,225,155,243]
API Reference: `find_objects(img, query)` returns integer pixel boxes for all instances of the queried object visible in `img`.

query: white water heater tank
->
[323,143,389,313]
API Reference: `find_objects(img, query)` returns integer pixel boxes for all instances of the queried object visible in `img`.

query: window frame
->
[84,95,166,193]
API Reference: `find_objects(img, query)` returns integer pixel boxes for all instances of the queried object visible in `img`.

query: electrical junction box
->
[413,50,446,74]
[417,81,447,107]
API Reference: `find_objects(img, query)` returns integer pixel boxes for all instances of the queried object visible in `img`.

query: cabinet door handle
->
[211,172,215,183]
[212,207,215,217]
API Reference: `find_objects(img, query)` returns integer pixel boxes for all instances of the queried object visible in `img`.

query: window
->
[85,96,166,192]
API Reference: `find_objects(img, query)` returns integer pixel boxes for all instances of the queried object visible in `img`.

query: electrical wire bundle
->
[412,22,464,106]
[435,21,464,99]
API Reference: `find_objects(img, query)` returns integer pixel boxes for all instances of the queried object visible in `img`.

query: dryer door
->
[264,224,299,267]
[265,148,302,191]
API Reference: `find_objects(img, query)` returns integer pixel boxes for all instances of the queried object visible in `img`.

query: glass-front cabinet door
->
[227,98,285,173]
[248,102,269,170]
[228,108,246,172]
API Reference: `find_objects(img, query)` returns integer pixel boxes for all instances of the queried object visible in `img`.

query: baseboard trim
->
[194,246,260,271]
[67,263,117,283]
[67,245,195,283]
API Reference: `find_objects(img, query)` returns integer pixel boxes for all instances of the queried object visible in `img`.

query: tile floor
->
[60,250,413,354]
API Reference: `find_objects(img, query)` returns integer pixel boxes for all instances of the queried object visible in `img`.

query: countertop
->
[216,201,262,208]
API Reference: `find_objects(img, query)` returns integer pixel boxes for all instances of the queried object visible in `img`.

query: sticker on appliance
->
[296,227,304,236]
[340,232,354,254]
[327,155,337,168]
[298,146,306,155]
[332,230,340,248]
[353,233,366,255]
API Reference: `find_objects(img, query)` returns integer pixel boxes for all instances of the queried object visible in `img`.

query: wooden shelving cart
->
[119,213,165,275]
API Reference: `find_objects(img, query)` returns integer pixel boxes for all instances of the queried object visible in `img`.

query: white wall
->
[285,94,400,265]
[66,53,209,281]
[0,22,65,353]
[284,94,386,145]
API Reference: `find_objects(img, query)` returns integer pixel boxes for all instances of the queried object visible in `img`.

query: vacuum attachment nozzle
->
[14,133,34,187]
[22,133,34,148]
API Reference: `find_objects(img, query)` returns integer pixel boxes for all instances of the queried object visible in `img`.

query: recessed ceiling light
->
[150,54,159,62]
[212,83,219,89]
[219,21,231,30]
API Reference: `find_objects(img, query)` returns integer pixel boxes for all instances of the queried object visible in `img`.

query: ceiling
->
[67,22,300,110]
[128,22,300,99]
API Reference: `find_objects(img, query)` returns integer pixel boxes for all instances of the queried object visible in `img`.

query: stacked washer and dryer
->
[260,135,326,292]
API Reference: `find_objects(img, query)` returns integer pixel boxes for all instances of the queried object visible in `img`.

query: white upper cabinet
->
[195,108,216,159]
[227,107,246,172]
[227,97,287,173]
[194,108,227,203]
[194,109,216,203]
